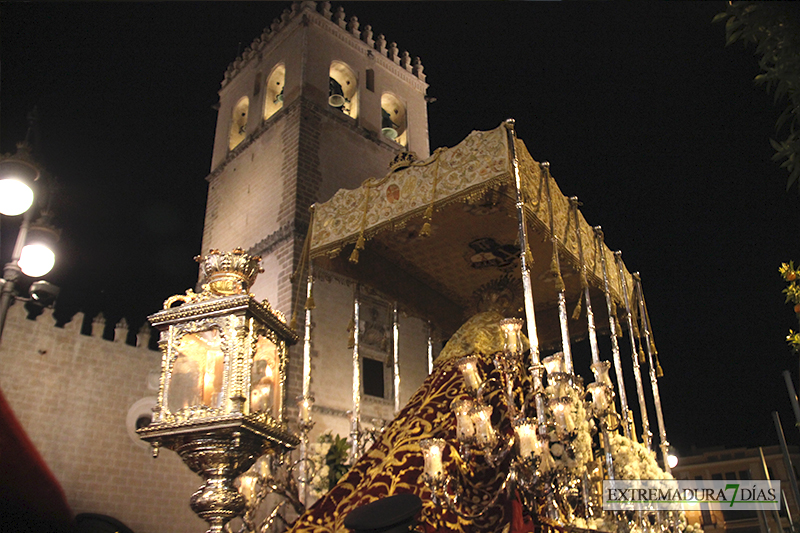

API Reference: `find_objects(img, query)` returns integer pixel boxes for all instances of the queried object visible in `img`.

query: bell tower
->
[201,1,430,420]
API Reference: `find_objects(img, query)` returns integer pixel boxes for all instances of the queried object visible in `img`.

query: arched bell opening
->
[229,96,249,150]
[381,93,407,147]
[329,61,358,119]
[263,64,286,121]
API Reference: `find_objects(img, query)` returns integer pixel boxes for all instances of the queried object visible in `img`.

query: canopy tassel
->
[418,151,442,238]
[571,294,583,321]
[419,205,433,237]
[349,233,365,264]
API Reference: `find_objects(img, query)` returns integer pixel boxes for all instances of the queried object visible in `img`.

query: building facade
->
[200,1,435,440]
[672,446,800,533]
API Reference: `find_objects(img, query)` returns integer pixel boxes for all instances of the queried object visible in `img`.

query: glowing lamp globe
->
[0,178,34,216]
[667,453,679,469]
[19,243,55,277]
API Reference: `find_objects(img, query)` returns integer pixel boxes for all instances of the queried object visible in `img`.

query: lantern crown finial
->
[196,248,264,296]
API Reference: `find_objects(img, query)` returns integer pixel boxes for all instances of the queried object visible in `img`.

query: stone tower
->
[201,1,432,434]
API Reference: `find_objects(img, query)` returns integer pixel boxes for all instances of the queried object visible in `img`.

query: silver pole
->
[783,370,800,438]
[503,120,541,369]
[350,285,361,463]
[773,411,800,527]
[783,490,796,533]
[503,120,546,436]
[760,447,785,533]
[427,321,434,375]
[392,302,400,415]
[571,199,614,482]
[543,163,573,373]
[570,197,599,365]
[595,227,632,440]
[634,274,669,473]
[616,251,651,449]
[298,261,315,506]
[302,264,314,402]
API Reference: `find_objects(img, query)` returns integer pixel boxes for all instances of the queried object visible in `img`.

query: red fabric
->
[0,388,73,532]
[511,493,536,533]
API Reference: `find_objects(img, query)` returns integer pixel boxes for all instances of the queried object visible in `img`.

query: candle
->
[551,400,574,433]
[542,352,565,376]
[514,421,537,459]
[420,438,446,479]
[458,356,482,393]
[499,318,524,355]
[470,404,496,448]
[452,398,475,442]
[298,396,313,424]
[250,364,274,414]
[590,360,613,387]
[587,382,610,414]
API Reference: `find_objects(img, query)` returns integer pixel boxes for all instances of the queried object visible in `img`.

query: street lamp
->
[0,131,59,343]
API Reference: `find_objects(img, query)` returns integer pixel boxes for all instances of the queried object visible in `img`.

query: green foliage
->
[780,262,800,353]
[716,3,800,191]
[318,432,350,489]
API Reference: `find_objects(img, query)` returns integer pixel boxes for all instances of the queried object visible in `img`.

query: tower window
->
[366,69,375,92]
[253,72,262,97]
[229,96,249,150]
[381,93,407,147]
[362,358,385,398]
[264,64,286,121]
[329,61,358,119]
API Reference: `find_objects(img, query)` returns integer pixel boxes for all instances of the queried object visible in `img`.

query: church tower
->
[201,1,432,433]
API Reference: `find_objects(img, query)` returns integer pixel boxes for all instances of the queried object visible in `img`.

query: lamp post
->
[0,135,59,344]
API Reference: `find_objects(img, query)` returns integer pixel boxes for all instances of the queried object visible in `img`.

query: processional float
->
[140,121,683,533]
[287,120,680,533]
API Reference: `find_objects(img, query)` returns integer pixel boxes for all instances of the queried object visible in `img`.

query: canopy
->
[308,121,634,347]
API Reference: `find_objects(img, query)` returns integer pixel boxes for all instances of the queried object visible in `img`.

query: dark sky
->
[2,2,800,456]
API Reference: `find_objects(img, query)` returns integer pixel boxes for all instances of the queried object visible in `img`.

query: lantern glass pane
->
[168,329,225,412]
[251,335,279,417]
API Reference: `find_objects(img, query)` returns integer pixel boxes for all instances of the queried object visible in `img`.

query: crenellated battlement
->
[221,1,425,88]
[1,300,156,349]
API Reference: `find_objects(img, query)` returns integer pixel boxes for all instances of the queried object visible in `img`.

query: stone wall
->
[0,301,205,533]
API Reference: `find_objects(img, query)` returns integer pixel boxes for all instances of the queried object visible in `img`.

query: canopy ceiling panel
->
[309,122,633,343]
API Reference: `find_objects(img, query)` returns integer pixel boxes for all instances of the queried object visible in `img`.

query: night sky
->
[2,2,799,457]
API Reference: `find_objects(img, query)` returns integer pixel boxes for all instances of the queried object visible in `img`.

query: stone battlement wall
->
[0,301,204,533]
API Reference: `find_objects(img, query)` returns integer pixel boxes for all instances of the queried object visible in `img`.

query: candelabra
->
[420,317,637,530]
[230,399,317,533]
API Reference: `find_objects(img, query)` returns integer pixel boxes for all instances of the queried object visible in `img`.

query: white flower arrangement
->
[607,433,672,481]
[305,432,350,502]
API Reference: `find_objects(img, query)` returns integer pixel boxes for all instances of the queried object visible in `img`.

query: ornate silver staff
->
[634,273,670,473]
[569,198,599,365]
[570,198,615,481]
[392,302,401,415]
[542,162,573,374]
[427,321,434,375]
[594,227,632,440]
[298,261,316,505]
[503,120,546,433]
[615,251,651,449]
[350,284,362,463]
